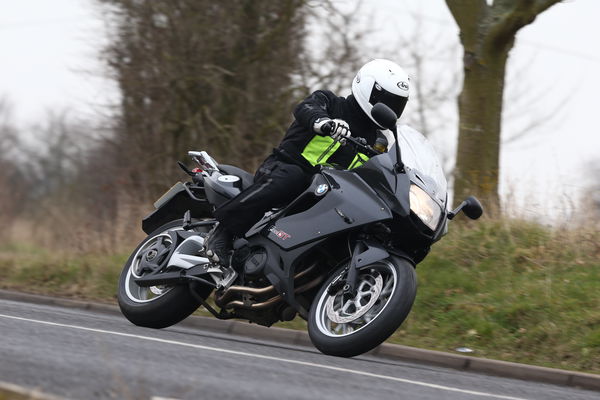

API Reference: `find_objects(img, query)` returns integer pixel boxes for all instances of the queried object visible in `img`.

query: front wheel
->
[308,256,417,357]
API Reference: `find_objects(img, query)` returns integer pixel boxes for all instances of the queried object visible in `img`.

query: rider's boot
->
[205,223,233,266]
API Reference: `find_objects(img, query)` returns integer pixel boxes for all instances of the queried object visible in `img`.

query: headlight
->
[409,184,442,231]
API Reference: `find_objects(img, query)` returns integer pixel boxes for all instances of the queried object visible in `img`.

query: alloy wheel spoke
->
[319,263,395,337]
[357,280,371,293]
[354,298,364,309]
[341,299,354,314]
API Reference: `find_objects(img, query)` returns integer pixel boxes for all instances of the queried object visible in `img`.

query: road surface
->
[0,298,597,400]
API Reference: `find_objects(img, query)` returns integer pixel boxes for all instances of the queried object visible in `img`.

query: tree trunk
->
[454,49,510,210]
[446,0,562,212]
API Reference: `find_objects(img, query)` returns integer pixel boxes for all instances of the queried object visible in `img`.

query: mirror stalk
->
[391,125,404,172]
[447,201,467,220]
[448,196,484,220]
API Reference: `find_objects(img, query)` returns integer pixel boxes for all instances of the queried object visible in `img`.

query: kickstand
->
[189,283,235,320]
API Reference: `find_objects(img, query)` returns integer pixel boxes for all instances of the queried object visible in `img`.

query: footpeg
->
[217,267,238,289]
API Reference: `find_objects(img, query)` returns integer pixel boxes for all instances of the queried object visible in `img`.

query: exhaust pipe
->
[215,262,318,306]
[223,274,324,310]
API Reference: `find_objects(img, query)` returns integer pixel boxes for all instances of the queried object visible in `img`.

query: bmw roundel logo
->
[315,184,329,196]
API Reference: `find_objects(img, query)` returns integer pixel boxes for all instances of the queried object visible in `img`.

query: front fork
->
[328,240,391,296]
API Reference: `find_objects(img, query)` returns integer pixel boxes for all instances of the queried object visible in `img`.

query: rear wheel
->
[117,220,212,329]
[308,257,416,357]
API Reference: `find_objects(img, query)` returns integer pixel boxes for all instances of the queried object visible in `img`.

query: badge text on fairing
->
[269,225,291,240]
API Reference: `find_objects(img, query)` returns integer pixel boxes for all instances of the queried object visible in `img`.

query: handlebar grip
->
[345,136,378,157]
[320,121,334,135]
[318,122,378,157]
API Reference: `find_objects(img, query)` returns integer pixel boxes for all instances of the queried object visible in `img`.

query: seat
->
[219,164,254,190]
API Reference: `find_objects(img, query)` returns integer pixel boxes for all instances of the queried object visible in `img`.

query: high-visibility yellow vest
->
[301,135,370,169]
[348,152,369,169]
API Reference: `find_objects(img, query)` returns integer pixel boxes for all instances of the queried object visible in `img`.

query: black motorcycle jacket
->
[276,90,380,171]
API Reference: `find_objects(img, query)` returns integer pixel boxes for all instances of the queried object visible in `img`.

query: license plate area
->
[154,182,185,209]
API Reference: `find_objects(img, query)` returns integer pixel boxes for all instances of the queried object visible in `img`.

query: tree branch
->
[532,0,564,15]
[487,0,562,50]
[445,0,489,50]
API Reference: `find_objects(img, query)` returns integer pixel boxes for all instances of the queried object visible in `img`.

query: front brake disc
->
[325,273,383,324]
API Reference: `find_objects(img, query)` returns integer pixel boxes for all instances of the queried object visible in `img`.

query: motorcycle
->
[117,103,483,357]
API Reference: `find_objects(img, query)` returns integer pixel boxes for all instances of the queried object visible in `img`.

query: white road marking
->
[0,313,529,400]
[0,380,64,400]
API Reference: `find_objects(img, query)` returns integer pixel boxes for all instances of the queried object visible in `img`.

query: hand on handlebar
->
[344,136,379,157]
[314,118,378,157]
[314,118,351,144]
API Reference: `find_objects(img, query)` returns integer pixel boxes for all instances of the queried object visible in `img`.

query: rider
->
[206,59,410,264]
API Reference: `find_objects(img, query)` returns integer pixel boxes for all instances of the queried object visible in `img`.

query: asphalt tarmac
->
[0,298,598,400]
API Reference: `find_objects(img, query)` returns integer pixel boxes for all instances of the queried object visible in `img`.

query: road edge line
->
[0,380,64,400]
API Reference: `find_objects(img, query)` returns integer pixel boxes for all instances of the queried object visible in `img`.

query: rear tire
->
[117,220,212,329]
[308,256,416,357]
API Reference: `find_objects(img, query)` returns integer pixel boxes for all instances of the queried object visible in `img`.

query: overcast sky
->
[1,0,599,221]
[0,0,113,122]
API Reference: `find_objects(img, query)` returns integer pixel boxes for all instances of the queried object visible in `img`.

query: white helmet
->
[351,59,409,127]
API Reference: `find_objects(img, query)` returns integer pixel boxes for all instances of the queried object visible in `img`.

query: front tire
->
[117,219,212,329]
[308,256,416,357]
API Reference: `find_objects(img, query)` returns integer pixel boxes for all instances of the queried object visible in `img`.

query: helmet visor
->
[369,82,408,119]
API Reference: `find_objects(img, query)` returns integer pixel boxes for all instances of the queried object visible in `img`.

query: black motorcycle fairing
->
[355,151,449,245]
[243,174,330,239]
[265,169,393,250]
[433,217,448,242]
[353,152,411,218]
[244,208,286,238]
[239,169,394,317]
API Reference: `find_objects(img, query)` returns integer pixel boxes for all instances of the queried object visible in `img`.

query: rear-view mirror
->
[371,103,398,131]
[463,196,483,220]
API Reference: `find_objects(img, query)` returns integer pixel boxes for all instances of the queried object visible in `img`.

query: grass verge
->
[1,218,598,373]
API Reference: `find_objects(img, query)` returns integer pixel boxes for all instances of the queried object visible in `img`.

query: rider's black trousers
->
[213,155,313,237]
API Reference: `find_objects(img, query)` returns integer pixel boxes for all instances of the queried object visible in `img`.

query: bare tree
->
[0,98,29,236]
[97,0,308,198]
[298,1,370,95]
[445,0,562,210]
[392,13,460,141]
[501,54,569,146]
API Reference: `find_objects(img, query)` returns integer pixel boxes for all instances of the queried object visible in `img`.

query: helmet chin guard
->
[352,59,409,128]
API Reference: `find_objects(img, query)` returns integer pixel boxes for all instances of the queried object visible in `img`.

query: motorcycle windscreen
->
[395,125,448,207]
